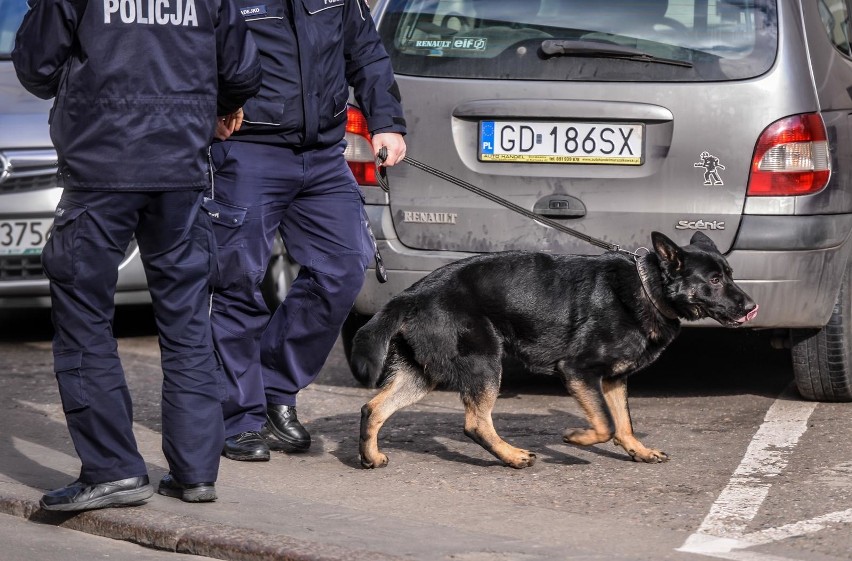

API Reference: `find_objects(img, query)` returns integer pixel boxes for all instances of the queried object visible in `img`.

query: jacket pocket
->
[301,0,344,15]
[54,350,88,413]
[241,98,285,127]
[332,87,349,119]
[42,202,87,285]
[322,87,350,134]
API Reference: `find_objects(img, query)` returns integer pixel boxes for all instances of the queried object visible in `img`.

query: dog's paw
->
[359,452,389,469]
[504,449,537,469]
[628,448,669,463]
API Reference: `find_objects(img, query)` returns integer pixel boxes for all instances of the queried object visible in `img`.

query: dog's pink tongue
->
[738,305,759,323]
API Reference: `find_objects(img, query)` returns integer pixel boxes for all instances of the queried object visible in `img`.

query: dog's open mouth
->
[721,304,759,327]
[735,304,759,325]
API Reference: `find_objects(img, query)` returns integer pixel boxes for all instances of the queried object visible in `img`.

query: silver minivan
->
[0,0,148,308]
[345,0,852,401]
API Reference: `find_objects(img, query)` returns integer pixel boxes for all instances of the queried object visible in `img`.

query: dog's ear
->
[651,231,684,271]
[689,231,719,253]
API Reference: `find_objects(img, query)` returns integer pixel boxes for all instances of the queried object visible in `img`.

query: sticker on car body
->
[693,151,726,185]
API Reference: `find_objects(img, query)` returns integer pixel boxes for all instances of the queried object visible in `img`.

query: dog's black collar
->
[635,255,679,321]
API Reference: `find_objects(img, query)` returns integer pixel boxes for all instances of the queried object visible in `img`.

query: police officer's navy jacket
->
[233,0,406,147]
[12,0,262,191]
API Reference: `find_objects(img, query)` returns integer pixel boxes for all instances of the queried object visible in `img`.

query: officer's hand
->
[373,132,406,166]
[215,108,245,141]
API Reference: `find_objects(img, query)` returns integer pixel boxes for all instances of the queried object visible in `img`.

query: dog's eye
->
[710,276,721,285]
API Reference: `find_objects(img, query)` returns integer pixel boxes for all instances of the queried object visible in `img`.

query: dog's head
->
[651,231,758,326]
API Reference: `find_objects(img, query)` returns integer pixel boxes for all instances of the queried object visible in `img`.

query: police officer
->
[211,0,406,461]
[13,0,261,509]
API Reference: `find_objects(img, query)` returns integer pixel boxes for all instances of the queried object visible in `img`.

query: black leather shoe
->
[40,475,153,512]
[222,431,270,462]
[157,473,216,503]
[263,404,311,452]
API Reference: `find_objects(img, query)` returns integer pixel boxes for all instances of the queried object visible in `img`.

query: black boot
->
[263,404,311,452]
[222,431,270,462]
[157,473,216,503]
[40,475,153,511]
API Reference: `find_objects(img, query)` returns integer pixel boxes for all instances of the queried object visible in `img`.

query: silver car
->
[343,0,852,401]
[0,0,149,308]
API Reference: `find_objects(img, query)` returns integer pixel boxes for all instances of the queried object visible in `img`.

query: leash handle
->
[376,146,390,192]
[366,148,389,282]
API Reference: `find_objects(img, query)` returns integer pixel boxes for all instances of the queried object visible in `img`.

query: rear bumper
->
[355,205,852,329]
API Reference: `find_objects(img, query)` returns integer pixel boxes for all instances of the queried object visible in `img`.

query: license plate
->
[0,219,52,256]
[479,120,644,165]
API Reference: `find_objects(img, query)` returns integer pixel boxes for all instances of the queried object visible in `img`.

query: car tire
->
[790,266,852,402]
[261,235,300,313]
[341,311,371,386]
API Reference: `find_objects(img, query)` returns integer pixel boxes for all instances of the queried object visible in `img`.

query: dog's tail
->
[349,298,409,388]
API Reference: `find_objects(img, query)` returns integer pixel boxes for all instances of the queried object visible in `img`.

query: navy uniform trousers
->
[207,140,372,437]
[43,190,225,485]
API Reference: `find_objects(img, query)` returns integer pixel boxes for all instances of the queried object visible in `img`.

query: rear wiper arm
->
[541,39,693,68]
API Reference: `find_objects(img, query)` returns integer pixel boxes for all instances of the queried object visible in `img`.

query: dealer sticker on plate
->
[479,120,644,165]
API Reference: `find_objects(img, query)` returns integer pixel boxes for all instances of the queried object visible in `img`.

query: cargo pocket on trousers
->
[201,198,250,292]
[42,203,88,285]
[54,350,88,413]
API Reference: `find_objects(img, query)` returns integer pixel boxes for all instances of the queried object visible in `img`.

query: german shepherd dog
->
[351,232,758,469]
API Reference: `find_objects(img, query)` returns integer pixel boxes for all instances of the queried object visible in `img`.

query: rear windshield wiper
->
[540,39,693,68]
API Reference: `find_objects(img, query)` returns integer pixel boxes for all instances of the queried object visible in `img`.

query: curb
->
[0,495,407,561]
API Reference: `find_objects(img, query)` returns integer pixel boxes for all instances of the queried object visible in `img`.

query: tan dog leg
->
[359,367,433,468]
[463,387,536,469]
[562,377,615,446]
[602,377,669,463]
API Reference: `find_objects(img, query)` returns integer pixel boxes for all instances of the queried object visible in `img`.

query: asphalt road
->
[1,306,851,561]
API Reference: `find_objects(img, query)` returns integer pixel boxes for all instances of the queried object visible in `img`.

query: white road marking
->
[693,391,817,537]
[677,385,852,560]
[741,508,852,546]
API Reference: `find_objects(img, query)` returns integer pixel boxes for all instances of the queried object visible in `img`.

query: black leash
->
[375,148,638,258]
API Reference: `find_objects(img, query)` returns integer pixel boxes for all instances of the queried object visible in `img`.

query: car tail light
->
[747,113,831,196]
[344,106,378,186]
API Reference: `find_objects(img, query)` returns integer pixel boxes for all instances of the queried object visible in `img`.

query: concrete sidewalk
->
[0,487,404,561]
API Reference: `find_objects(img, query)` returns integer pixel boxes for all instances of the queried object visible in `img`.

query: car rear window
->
[378,0,778,81]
